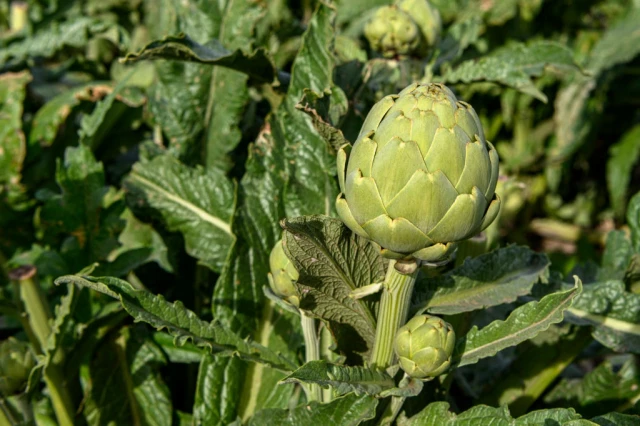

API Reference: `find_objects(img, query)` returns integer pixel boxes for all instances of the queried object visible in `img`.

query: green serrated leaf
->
[122,35,276,85]
[55,274,299,372]
[281,360,395,396]
[606,126,640,219]
[83,327,172,426]
[0,70,30,189]
[403,401,584,425]
[282,215,384,364]
[247,392,378,426]
[455,277,582,367]
[0,18,127,67]
[550,7,640,165]
[566,280,640,353]
[413,246,550,315]
[78,76,145,149]
[277,1,340,218]
[38,145,125,270]
[125,154,236,273]
[441,40,581,102]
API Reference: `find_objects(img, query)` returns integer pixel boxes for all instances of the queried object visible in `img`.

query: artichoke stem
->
[369,260,419,370]
[10,267,75,426]
[301,312,322,402]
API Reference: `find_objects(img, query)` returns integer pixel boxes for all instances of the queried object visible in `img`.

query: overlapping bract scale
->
[336,83,501,262]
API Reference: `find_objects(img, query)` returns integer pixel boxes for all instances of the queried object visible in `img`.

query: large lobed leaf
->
[55,274,298,373]
[566,280,640,353]
[122,35,276,85]
[281,360,395,396]
[247,392,378,426]
[38,145,125,269]
[551,6,640,164]
[282,215,384,364]
[412,245,550,315]
[441,40,581,102]
[455,277,582,367]
[125,153,236,273]
[401,401,637,425]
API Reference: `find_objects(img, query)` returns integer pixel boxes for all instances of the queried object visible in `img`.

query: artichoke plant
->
[268,239,300,307]
[0,338,36,396]
[336,83,501,262]
[394,314,455,379]
[364,0,441,58]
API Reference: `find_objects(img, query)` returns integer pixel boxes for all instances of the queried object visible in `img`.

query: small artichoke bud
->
[268,239,300,307]
[397,0,442,48]
[394,315,455,379]
[364,6,422,58]
[336,83,501,262]
[0,338,36,396]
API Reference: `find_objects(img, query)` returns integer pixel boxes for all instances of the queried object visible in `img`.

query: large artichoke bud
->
[0,338,36,396]
[364,6,421,59]
[364,0,441,58]
[394,314,455,379]
[336,83,501,262]
[268,239,300,307]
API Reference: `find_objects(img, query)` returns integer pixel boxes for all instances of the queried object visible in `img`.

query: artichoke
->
[268,239,300,307]
[364,0,441,58]
[397,0,441,47]
[336,83,500,262]
[394,314,455,379]
[0,338,36,396]
[364,6,421,59]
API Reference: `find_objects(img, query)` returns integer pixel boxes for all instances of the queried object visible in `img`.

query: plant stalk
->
[320,324,334,403]
[300,312,322,402]
[10,267,75,426]
[369,260,419,370]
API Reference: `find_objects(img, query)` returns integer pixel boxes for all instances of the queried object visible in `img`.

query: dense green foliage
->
[1,0,640,424]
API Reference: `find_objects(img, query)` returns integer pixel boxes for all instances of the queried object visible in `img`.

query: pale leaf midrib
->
[129,172,233,236]
[567,307,640,336]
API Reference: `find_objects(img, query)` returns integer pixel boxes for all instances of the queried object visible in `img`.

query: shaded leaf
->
[441,41,581,102]
[566,281,640,353]
[122,35,276,85]
[55,274,299,372]
[38,145,124,269]
[125,154,236,272]
[247,393,378,426]
[83,327,172,426]
[0,71,30,189]
[281,360,395,396]
[413,246,550,315]
[606,125,640,218]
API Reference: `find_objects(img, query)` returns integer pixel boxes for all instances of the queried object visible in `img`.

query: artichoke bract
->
[0,337,36,396]
[268,239,300,307]
[364,6,421,59]
[394,314,455,379]
[336,83,500,262]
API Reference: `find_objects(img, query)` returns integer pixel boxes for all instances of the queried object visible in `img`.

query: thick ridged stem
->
[10,267,74,426]
[369,260,419,370]
[320,325,334,403]
[301,312,322,402]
